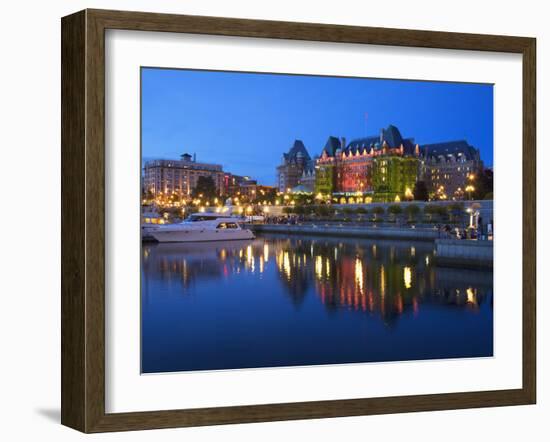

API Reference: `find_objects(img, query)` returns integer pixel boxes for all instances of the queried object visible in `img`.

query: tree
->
[388,204,403,221]
[413,180,429,201]
[143,189,155,201]
[192,176,217,200]
[423,204,439,221]
[372,206,385,220]
[293,205,306,215]
[315,205,335,217]
[342,207,354,216]
[404,204,420,222]
[447,202,464,223]
[473,169,494,200]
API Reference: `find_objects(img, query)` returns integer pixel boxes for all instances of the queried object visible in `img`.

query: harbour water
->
[141,234,493,373]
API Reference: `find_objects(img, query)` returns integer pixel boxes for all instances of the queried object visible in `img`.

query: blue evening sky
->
[142,68,493,186]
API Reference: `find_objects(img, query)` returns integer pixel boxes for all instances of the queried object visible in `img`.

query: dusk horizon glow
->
[142,68,493,186]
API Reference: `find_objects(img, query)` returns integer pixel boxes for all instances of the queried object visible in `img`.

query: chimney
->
[193,152,196,162]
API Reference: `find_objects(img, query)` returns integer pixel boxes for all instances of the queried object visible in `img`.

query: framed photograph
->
[61,9,536,433]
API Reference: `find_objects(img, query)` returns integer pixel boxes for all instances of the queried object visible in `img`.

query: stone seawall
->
[435,239,493,269]
[247,224,440,241]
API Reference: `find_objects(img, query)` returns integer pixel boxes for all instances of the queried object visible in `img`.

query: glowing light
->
[246,245,254,272]
[315,256,323,280]
[410,246,416,257]
[355,259,364,293]
[467,287,477,305]
[380,265,386,299]
[325,257,331,278]
[263,243,269,262]
[394,195,401,202]
[404,266,412,289]
[283,252,291,280]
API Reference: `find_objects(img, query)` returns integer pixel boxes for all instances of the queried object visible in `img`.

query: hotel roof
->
[283,139,311,162]
[421,140,479,161]
[346,125,415,155]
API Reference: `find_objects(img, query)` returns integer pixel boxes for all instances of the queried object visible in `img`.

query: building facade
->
[298,162,316,193]
[313,126,421,201]
[420,140,483,199]
[371,149,420,202]
[143,153,224,197]
[314,136,342,195]
[276,140,311,192]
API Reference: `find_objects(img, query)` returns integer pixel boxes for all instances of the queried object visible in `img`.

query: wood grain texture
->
[61,10,86,432]
[522,38,536,403]
[61,8,537,433]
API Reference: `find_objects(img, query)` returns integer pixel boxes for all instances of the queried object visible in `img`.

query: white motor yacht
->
[149,212,255,243]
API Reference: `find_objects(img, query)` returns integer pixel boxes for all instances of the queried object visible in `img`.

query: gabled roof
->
[421,140,479,161]
[345,136,380,153]
[383,125,403,147]
[283,139,311,162]
[322,136,342,157]
[345,125,415,155]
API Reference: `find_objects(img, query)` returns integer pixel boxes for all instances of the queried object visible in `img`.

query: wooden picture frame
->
[61,8,536,433]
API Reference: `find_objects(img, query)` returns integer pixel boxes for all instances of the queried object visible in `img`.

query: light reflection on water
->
[141,234,493,373]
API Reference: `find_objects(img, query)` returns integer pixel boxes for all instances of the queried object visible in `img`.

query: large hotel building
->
[277,124,484,201]
[143,153,224,197]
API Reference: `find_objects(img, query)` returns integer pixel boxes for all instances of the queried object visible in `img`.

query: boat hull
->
[150,228,255,243]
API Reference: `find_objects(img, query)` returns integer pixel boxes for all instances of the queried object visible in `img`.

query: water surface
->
[141,234,493,373]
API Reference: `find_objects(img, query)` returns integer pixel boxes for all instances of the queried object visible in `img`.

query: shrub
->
[404,204,420,221]
[388,204,403,215]
[315,205,335,217]
[387,204,403,222]
[293,205,306,215]
[342,207,354,215]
